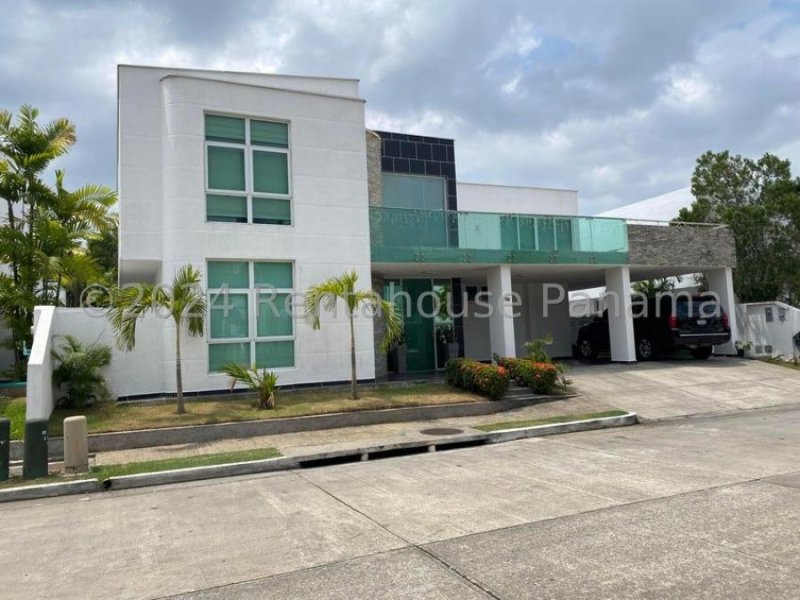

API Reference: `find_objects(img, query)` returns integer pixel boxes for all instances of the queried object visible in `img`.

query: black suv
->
[576,294,731,361]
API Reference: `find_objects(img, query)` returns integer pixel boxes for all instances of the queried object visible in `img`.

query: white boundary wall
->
[737,301,800,359]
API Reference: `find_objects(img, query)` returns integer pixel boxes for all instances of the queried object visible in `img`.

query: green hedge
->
[445,358,510,400]
[495,356,560,394]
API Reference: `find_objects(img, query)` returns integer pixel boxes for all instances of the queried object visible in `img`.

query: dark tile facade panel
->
[375,130,458,212]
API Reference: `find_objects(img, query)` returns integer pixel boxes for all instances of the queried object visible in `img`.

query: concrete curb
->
[0,479,102,503]
[10,394,578,460]
[0,411,636,501]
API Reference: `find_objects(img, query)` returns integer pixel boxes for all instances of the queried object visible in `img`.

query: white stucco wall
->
[456,183,579,217]
[738,302,800,359]
[116,66,375,397]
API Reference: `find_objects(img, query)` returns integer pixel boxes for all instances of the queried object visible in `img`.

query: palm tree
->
[0,105,77,374]
[305,270,402,400]
[109,265,206,414]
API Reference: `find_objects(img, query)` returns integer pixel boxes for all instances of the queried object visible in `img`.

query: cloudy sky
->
[2,0,799,213]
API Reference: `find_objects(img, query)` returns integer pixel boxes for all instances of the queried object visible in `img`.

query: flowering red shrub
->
[494,356,560,394]
[445,358,510,400]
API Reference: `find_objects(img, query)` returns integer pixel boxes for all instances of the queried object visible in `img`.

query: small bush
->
[51,336,112,408]
[495,356,560,394]
[445,358,509,400]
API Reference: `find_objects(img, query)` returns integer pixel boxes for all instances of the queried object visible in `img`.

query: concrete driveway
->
[567,357,800,421]
[2,406,799,599]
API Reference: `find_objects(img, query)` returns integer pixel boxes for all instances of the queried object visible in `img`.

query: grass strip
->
[0,447,282,491]
[473,410,629,432]
[48,383,479,438]
[93,447,282,480]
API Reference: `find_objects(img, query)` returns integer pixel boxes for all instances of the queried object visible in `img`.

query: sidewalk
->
[93,395,615,467]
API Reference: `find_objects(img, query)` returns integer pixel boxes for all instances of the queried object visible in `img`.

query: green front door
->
[403,279,436,372]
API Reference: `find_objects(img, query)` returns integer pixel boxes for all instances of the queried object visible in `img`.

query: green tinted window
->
[382,174,445,210]
[251,120,288,147]
[253,198,291,224]
[209,342,250,372]
[257,293,293,337]
[209,293,249,339]
[253,262,293,289]
[208,146,245,191]
[252,151,289,194]
[207,261,249,289]
[255,341,294,368]
[205,115,245,143]
[207,195,247,223]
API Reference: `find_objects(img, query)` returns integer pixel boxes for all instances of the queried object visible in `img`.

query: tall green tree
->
[305,270,402,400]
[0,106,116,377]
[676,151,800,304]
[109,265,206,414]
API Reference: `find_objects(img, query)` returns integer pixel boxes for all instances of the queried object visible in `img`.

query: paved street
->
[2,405,800,599]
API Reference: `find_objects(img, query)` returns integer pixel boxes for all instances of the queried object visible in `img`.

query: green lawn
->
[473,410,629,432]
[0,397,25,440]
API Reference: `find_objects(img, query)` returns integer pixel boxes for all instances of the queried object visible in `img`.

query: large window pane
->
[252,150,289,194]
[208,146,245,191]
[255,341,294,368]
[205,115,245,143]
[207,194,247,223]
[210,293,249,339]
[382,173,445,210]
[209,342,250,372]
[250,120,288,147]
[253,197,291,225]
[207,261,249,289]
[253,262,293,289]
[257,293,293,337]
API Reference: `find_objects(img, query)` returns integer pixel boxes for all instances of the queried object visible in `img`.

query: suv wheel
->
[691,346,713,360]
[637,337,655,361]
[578,339,597,361]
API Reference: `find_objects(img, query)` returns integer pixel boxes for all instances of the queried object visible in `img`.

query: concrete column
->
[487,265,516,359]
[706,267,738,355]
[604,267,636,362]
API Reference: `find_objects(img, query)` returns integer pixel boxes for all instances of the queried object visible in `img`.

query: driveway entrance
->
[567,357,800,421]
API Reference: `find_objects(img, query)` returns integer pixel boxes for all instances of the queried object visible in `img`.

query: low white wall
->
[737,301,800,359]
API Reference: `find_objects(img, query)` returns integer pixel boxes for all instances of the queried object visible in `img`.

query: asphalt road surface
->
[3,406,799,599]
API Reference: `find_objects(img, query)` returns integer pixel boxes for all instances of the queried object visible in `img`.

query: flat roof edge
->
[117,63,360,83]
[159,74,366,103]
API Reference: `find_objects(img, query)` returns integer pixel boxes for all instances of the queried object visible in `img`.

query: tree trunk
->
[6,200,21,378]
[175,322,185,414]
[349,311,358,400]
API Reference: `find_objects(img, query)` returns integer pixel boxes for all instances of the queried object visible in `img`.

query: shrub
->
[524,335,554,363]
[222,364,279,409]
[445,358,509,400]
[51,336,112,408]
[495,356,560,394]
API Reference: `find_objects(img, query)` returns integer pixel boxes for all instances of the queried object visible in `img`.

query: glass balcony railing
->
[369,206,629,264]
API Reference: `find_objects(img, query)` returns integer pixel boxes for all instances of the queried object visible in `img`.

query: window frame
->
[204,113,293,226]
[207,260,296,373]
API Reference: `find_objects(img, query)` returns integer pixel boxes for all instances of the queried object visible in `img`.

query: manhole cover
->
[420,428,464,436]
